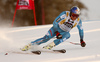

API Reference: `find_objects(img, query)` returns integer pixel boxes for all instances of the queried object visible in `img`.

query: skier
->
[21,6,86,51]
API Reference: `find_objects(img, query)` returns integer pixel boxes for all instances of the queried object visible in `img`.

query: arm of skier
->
[77,19,86,47]
[77,19,84,40]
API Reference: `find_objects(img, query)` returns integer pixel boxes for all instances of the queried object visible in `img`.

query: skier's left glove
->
[80,39,86,47]
[55,31,62,39]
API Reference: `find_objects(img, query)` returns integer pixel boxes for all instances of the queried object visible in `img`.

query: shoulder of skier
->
[53,11,69,31]
[60,11,70,19]
[77,18,83,30]
[53,11,70,23]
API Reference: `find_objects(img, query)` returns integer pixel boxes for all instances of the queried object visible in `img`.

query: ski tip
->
[53,49,66,53]
[62,49,66,53]
[31,51,41,55]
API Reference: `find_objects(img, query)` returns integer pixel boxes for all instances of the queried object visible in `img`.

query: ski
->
[31,50,41,55]
[7,51,41,55]
[53,49,66,53]
[32,49,66,54]
[7,49,66,55]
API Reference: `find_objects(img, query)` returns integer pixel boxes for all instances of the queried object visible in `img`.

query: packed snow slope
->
[0,21,100,62]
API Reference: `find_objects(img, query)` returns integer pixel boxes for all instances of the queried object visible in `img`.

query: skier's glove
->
[55,31,62,39]
[80,39,86,47]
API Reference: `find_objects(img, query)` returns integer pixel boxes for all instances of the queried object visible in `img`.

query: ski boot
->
[21,44,31,51]
[43,42,55,50]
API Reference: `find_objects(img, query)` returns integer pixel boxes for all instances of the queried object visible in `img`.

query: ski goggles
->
[71,13,79,18]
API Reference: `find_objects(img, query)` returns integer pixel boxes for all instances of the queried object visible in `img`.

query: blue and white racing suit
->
[31,11,84,46]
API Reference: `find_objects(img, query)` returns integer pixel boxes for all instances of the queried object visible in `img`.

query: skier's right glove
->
[55,31,62,39]
[80,39,86,47]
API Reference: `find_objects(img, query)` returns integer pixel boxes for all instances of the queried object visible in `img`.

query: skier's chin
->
[71,18,77,21]
[70,16,77,21]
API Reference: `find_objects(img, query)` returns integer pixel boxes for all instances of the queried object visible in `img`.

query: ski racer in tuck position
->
[21,6,86,51]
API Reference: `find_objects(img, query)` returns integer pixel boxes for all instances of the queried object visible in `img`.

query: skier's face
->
[70,13,79,21]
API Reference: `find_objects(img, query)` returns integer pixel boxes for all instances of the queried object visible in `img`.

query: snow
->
[0,0,100,62]
[80,0,100,20]
[0,21,100,62]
